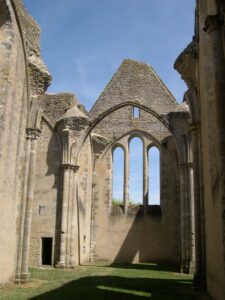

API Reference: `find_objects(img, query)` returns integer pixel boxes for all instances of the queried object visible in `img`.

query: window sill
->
[110,204,161,216]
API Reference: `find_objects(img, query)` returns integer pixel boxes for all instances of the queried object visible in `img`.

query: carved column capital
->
[179,162,193,170]
[61,163,79,173]
[26,128,41,140]
[204,14,222,33]
[189,122,201,133]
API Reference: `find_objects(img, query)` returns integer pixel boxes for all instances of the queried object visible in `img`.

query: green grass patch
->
[112,198,142,206]
[0,264,211,299]
[112,198,123,206]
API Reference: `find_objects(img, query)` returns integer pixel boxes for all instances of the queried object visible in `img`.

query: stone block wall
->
[89,60,180,265]
[91,115,179,264]
[197,1,225,298]
[0,0,28,284]
[29,120,61,266]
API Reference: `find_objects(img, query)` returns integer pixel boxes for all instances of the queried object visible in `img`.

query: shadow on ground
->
[82,262,180,272]
[109,262,180,272]
[30,275,210,300]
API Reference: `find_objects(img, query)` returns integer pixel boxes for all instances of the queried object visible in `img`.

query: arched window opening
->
[133,106,140,118]
[148,146,160,205]
[129,137,143,205]
[112,147,124,205]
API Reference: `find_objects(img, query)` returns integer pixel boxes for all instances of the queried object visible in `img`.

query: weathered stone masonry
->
[0,2,225,300]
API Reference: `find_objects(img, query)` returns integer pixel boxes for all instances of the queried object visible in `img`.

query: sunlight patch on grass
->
[97,285,151,297]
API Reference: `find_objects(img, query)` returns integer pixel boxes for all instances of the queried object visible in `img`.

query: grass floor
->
[0,263,211,300]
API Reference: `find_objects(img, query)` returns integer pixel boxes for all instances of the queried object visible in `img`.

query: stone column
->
[179,164,188,273]
[90,182,97,263]
[188,162,196,273]
[20,129,39,282]
[15,136,31,283]
[124,145,129,212]
[191,125,206,288]
[57,164,70,268]
[69,165,79,268]
[179,163,193,274]
[179,161,195,274]
[57,163,79,268]
[143,140,149,211]
[55,104,90,268]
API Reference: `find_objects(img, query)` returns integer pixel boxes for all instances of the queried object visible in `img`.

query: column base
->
[189,260,196,274]
[56,261,76,269]
[193,273,206,290]
[56,261,66,269]
[180,259,190,274]
[14,272,31,284]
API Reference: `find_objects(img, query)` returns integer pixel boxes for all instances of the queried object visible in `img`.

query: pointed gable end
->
[89,59,178,120]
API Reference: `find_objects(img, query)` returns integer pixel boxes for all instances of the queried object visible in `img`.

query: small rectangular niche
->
[39,205,45,216]
[133,106,140,118]
[41,237,53,265]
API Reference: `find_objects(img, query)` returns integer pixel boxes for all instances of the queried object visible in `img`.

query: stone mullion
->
[143,140,149,212]
[20,129,39,282]
[124,144,129,212]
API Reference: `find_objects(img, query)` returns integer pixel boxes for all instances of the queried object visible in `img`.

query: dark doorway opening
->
[42,237,53,265]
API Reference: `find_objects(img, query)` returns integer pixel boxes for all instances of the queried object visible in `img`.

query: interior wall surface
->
[0,0,28,284]
[30,120,61,266]
[91,105,180,264]
[197,0,225,298]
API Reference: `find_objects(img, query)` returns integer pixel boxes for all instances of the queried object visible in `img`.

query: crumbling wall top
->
[14,0,41,56]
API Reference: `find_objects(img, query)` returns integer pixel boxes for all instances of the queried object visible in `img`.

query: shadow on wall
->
[46,131,61,188]
[110,207,179,266]
[29,274,210,300]
[46,130,62,265]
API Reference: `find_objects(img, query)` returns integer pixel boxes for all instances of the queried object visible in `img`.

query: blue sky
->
[24,0,195,111]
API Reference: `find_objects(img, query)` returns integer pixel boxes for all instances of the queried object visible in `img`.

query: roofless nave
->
[0,1,224,300]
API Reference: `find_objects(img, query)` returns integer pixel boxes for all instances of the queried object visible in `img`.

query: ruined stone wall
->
[91,109,179,264]
[13,0,40,56]
[93,107,170,142]
[43,93,77,126]
[29,93,79,267]
[0,0,29,284]
[197,1,225,298]
[175,0,225,297]
[90,60,180,265]
[90,59,177,119]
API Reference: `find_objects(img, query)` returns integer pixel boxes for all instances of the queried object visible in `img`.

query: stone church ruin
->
[0,1,225,300]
